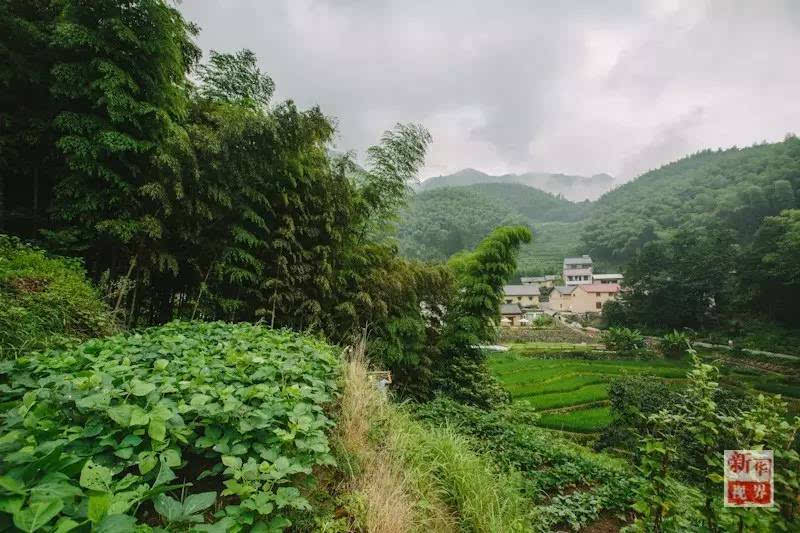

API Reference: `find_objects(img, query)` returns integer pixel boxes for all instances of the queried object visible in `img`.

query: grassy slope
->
[332,353,532,532]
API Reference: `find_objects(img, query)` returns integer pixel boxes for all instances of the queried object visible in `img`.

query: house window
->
[596,302,602,309]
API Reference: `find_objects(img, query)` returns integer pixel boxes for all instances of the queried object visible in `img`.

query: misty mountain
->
[418,168,615,201]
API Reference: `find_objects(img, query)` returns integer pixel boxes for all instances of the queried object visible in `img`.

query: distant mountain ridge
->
[418,168,615,201]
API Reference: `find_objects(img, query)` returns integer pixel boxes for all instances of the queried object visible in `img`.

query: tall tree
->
[46,0,199,286]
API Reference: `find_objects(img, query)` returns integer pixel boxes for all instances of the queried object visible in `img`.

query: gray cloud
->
[178,0,800,183]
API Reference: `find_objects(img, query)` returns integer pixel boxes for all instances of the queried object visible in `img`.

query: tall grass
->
[336,345,532,532]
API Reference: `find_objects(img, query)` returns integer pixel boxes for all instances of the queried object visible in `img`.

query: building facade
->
[502,284,540,308]
[563,255,593,285]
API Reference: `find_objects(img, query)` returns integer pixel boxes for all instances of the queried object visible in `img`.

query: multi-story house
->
[563,255,593,285]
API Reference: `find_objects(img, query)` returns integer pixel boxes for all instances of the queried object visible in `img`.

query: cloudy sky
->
[178,0,800,182]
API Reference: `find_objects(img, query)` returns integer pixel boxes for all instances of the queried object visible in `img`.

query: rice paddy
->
[488,343,800,435]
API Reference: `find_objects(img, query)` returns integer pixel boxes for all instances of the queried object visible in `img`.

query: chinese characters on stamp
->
[724,450,773,507]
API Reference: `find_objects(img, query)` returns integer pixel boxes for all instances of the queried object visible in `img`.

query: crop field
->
[488,350,690,434]
[488,344,800,435]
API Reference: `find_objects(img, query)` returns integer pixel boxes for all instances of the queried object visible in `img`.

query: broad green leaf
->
[0,495,24,514]
[119,434,143,448]
[153,494,183,522]
[153,462,175,487]
[12,498,64,532]
[221,456,242,469]
[130,379,155,396]
[79,461,113,492]
[114,448,134,460]
[88,491,111,523]
[129,406,150,427]
[53,517,80,533]
[147,404,171,442]
[182,492,216,515]
[0,475,25,494]
[138,452,158,475]
[107,405,133,427]
[190,394,211,407]
[191,516,235,532]
[160,449,181,467]
[95,514,137,533]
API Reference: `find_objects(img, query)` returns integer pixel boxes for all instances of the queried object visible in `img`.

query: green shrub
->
[0,321,339,531]
[0,235,115,358]
[600,326,644,355]
[595,376,678,451]
[659,330,692,359]
[532,314,553,328]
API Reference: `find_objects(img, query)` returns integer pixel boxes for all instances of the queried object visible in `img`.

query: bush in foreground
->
[0,235,116,358]
[0,321,339,531]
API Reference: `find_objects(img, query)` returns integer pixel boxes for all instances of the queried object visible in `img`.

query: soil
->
[580,514,625,532]
[7,276,49,293]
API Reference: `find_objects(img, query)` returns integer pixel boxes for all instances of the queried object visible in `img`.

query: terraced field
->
[488,344,800,436]
[488,349,691,434]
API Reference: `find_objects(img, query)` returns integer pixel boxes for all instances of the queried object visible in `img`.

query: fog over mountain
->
[418,169,615,201]
[179,1,800,184]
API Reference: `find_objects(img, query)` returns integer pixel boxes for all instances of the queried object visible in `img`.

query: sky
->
[178,0,800,183]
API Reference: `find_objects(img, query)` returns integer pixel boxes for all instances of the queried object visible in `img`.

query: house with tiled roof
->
[502,284,540,308]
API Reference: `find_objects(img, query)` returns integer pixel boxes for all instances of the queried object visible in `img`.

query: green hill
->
[395,183,588,272]
[581,136,800,264]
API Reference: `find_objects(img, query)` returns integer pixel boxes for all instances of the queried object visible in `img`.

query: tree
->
[617,227,737,329]
[196,49,274,109]
[741,209,800,325]
[46,0,199,290]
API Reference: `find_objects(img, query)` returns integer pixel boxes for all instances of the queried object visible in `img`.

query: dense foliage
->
[582,137,800,264]
[624,356,799,532]
[0,321,339,531]
[0,235,115,358]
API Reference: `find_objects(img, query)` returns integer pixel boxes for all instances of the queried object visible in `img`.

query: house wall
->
[570,288,618,313]
[503,295,539,307]
[544,292,571,311]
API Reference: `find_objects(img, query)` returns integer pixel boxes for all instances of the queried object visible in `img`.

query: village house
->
[546,285,576,311]
[500,303,524,326]
[545,283,621,313]
[503,284,540,308]
[563,255,593,285]
[520,274,559,288]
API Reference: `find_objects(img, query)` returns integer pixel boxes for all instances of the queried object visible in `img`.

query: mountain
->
[418,168,615,201]
[580,136,800,264]
[394,183,589,273]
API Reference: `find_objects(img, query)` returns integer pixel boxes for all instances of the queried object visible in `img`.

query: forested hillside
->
[582,137,800,264]
[419,168,615,201]
[395,183,588,272]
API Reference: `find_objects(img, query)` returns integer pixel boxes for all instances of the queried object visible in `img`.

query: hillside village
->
[501,255,623,325]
